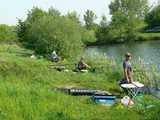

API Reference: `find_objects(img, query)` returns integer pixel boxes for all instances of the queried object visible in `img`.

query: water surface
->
[86,40,160,67]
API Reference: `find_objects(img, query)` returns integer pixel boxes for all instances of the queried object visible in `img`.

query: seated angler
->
[76,57,90,72]
[51,50,61,62]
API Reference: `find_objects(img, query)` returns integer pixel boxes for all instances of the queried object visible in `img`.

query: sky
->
[0,0,158,25]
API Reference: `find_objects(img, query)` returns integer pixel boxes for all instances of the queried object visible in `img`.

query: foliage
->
[0,24,17,43]
[145,5,160,27]
[96,16,112,44]
[109,0,148,42]
[96,0,149,44]
[17,7,47,44]
[67,11,81,24]
[66,11,97,45]
[26,15,84,58]
[17,7,87,58]
[137,32,160,41]
[48,7,61,17]
[100,15,108,28]
[81,29,97,44]
[84,10,97,30]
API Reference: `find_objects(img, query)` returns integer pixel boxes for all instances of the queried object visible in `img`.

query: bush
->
[81,29,96,45]
[0,24,17,43]
[17,7,97,59]
[25,15,84,58]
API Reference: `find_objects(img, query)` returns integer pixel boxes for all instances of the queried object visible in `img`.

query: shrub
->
[24,15,84,58]
[17,7,97,59]
[81,29,96,45]
[0,24,17,43]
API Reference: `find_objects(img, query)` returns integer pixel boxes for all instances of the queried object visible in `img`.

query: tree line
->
[0,0,160,58]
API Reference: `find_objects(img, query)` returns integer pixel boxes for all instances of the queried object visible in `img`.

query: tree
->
[96,15,111,44]
[109,0,148,42]
[26,7,47,24]
[81,29,96,44]
[17,7,85,58]
[67,11,81,24]
[84,10,97,30]
[100,15,108,28]
[109,0,148,19]
[48,7,61,17]
[145,5,160,27]
[17,7,47,45]
[26,15,84,57]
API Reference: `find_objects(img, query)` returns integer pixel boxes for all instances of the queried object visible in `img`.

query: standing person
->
[120,53,133,84]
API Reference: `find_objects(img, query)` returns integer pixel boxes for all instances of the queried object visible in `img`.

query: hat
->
[125,52,132,57]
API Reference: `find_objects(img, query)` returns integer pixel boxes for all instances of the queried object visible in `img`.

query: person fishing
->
[76,57,90,72]
[51,51,61,62]
[30,51,36,59]
[120,53,145,98]
[120,52,133,84]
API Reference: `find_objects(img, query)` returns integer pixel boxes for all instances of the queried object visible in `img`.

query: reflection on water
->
[86,40,160,68]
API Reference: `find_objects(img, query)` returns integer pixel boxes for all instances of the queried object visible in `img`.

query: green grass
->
[138,32,160,41]
[0,44,159,120]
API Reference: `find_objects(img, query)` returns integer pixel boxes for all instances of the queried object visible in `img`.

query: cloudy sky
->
[0,0,158,25]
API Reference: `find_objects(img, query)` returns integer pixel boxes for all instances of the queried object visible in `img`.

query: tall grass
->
[133,59,160,89]
[0,44,159,120]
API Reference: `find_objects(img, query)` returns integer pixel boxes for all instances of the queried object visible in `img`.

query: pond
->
[86,40,160,92]
[86,40,160,68]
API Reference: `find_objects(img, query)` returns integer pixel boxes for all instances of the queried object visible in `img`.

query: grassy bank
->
[137,33,160,41]
[86,32,160,46]
[0,44,159,120]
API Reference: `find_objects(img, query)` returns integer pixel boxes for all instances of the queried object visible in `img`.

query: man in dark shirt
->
[121,52,133,84]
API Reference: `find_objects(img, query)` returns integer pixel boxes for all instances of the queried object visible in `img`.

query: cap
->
[125,52,132,57]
